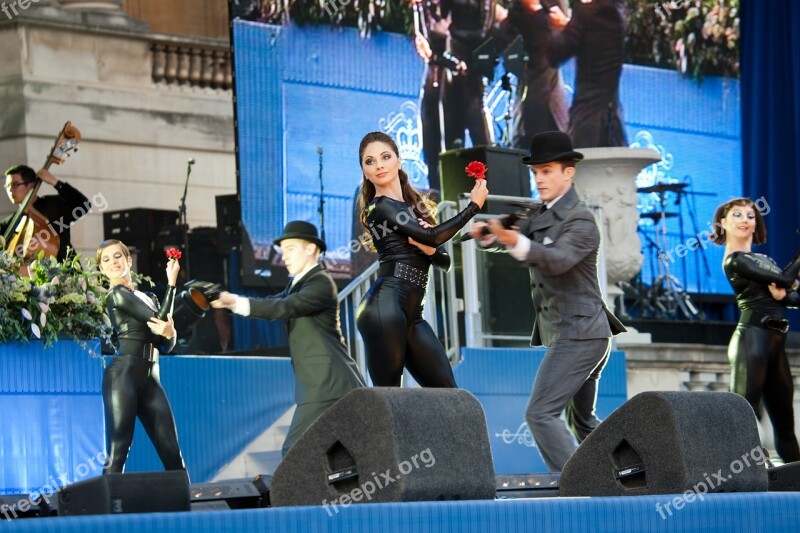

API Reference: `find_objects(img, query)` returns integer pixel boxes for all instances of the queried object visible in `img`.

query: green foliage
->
[0,250,112,352]
[625,0,739,80]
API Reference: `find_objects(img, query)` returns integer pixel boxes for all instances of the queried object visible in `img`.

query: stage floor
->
[5,492,800,532]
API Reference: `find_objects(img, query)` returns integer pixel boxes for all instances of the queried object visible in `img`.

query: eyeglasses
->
[4,181,27,191]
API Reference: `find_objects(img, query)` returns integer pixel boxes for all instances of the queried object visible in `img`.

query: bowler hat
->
[274,220,326,252]
[521,131,584,165]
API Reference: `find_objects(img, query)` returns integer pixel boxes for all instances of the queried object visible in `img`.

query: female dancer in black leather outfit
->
[355,131,488,387]
[712,198,800,462]
[97,239,186,474]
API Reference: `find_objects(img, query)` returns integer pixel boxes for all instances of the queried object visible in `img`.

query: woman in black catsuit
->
[97,239,186,474]
[712,198,800,462]
[355,131,488,387]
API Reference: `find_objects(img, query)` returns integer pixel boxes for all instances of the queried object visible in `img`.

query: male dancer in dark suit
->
[471,131,626,471]
[413,0,495,191]
[213,221,365,455]
[494,0,569,150]
[546,0,627,148]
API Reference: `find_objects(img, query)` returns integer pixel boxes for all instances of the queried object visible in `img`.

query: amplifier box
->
[103,208,179,246]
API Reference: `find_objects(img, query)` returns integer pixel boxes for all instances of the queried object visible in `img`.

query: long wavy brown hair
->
[357,132,437,248]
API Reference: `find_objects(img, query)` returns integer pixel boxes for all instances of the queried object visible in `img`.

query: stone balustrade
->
[151,40,232,90]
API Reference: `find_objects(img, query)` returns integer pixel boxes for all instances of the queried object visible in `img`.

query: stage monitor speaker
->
[477,249,535,345]
[215,194,240,253]
[103,208,179,247]
[439,146,530,205]
[57,471,191,516]
[768,462,800,491]
[559,391,768,497]
[270,388,496,507]
[0,494,46,519]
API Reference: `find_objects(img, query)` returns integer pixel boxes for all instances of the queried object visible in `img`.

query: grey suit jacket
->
[514,186,626,347]
[247,264,365,405]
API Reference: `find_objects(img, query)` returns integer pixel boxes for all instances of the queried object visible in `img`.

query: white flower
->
[21,308,32,321]
[31,323,41,338]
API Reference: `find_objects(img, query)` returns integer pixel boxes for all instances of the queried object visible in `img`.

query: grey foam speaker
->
[270,387,496,507]
[58,471,190,515]
[559,391,769,496]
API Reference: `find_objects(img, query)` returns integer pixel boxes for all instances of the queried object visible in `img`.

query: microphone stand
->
[317,147,326,246]
[179,160,193,280]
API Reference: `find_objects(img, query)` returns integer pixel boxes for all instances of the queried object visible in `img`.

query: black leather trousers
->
[729,324,800,463]
[357,277,457,388]
[102,355,186,474]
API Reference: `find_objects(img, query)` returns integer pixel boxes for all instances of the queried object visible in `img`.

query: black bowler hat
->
[521,131,584,165]
[274,220,326,252]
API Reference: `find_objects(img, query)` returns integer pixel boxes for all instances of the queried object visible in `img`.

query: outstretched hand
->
[211,291,238,309]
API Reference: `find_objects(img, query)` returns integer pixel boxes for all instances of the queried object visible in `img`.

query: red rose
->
[465,161,487,180]
[166,248,182,260]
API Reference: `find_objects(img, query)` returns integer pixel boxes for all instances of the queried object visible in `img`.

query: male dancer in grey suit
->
[470,131,625,471]
[213,221,365,455]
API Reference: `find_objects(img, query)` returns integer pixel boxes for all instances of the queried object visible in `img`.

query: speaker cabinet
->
[270,388,496,507]
[559,391,768,497]
[58,471,190,516]
[439,146,531,204]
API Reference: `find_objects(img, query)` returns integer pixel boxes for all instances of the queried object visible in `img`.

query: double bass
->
[2,122,81,269]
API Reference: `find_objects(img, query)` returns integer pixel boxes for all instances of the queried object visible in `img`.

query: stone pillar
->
[573,147,662,289]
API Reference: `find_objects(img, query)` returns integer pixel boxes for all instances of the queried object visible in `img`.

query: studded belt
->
[117,340,157,362]
[378,262,429,289]
[740,310,790,334]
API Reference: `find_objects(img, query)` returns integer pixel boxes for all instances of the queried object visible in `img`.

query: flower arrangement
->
[0,250,113,351]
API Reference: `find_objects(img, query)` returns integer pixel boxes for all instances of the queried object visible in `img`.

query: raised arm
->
[725,252,800,290]
[373,198,480,248]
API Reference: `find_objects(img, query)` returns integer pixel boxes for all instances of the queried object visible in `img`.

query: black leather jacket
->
[105,285,177,356]
[724,252,800,319]
[366,196,480,272]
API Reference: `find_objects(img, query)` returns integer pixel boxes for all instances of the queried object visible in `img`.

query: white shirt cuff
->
[508,234,531,261]
[233,296,251,316]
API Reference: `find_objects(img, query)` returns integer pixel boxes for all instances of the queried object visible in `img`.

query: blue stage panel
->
[455,348,627,474]
[1,344,296,493]
[120,356,296,481]
[0,342,105,496]
[4,493,800,532]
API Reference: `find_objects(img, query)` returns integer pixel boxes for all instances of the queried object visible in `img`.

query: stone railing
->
[623,342,800,394]
[150,38,232,90]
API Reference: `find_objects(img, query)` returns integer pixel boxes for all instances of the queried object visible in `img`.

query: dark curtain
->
[741,0,800,264]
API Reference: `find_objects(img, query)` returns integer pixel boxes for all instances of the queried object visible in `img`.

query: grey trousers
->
[525,337,611,472]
